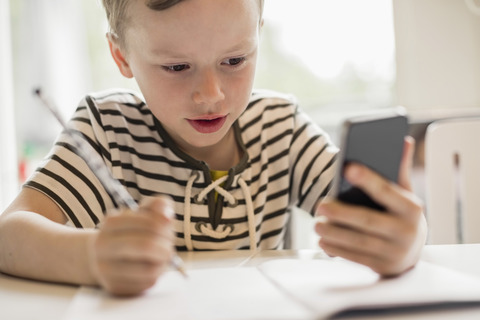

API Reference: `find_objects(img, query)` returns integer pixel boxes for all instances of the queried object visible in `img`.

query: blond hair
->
[102,0,264,47]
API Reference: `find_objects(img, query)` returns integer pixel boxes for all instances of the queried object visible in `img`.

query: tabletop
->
[2,244,480,320]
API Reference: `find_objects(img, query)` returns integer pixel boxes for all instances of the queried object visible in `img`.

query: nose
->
[192,69,225,105]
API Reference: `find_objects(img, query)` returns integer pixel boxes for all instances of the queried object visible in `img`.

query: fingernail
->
[164,206,175,219]
[316,202,329,216]
[314,216,327,235]
[345,164,361,182]
[314,215,329,224]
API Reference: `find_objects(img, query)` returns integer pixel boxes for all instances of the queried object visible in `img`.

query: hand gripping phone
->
[331,108,409,211]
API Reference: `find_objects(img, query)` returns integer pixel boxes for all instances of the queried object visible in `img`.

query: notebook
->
[62,258,480,320]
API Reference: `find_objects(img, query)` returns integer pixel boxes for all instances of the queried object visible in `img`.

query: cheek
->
[132,75,189,123]
[224,66,256,97]
[136,72,190,106]
[223,74,255,117]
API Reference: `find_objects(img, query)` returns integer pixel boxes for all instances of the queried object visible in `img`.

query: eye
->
[222,57,246,67]
[163,64,190,73]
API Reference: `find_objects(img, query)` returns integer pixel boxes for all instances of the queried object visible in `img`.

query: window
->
[256,0,396,136]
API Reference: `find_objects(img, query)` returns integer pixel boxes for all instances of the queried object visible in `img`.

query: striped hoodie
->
[26,89,338,251]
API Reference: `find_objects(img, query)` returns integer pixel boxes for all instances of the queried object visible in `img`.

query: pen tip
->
[179,267,189,279]
[34,88,41,96]
[171,255,188,278]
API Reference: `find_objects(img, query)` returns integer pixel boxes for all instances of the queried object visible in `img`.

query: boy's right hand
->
[88,196,175,296]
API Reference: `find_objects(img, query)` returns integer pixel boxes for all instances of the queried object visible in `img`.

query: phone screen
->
[333,112,409,211]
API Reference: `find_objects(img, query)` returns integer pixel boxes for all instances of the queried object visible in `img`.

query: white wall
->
[0,0,19,211]
[393,0,480,112]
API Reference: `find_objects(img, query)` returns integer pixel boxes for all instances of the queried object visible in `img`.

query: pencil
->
[34,88,188,278]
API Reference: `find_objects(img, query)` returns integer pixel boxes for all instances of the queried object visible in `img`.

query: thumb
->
[139,195,175,220]
[398,136,415,191]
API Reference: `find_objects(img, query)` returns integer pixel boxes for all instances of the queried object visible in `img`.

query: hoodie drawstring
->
[184,172,257,251]
[238,177,257,251]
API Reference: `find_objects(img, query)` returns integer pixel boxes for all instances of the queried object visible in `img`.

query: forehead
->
[124,0,260,55]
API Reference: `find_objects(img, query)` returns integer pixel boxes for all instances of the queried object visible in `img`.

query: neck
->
[188,129,242,171]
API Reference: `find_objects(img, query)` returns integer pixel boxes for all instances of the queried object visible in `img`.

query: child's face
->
[111,0,260,156]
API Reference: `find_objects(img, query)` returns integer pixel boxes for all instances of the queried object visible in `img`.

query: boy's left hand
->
[314,137,427,276]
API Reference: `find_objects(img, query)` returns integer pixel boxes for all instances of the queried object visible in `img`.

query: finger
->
[315,217,403,257]
[315,211,419,276]
[343,163,421,217]
[101,212,173,238]
[104,280,156,297]
[318,239,403,276]
[398,136,415,191]
[139,195,175,220]
[100,260,169,281]
[96,232,174,263]
[99,261,168,296]
[315,200,406,240]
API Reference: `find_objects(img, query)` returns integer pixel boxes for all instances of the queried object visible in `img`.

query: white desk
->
[1,244,480,320]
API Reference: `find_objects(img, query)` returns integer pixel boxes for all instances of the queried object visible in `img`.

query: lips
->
[187,115,227,134]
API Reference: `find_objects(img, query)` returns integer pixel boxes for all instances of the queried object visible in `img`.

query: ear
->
[258,19,264,39]
[106,33,134,78]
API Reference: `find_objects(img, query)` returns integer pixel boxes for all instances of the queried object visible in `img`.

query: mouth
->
[187,115,227,134]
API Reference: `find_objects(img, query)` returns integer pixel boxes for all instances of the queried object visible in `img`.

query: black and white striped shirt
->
[26,89,338,251]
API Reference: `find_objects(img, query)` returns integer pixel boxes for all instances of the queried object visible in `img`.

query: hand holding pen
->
[35,89,187,294]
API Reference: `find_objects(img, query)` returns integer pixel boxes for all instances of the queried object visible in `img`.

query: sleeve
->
[288,106,339,215]
[24,96,116,229]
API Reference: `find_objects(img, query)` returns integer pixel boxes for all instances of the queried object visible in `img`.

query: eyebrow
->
[224,37,258,53]
[150,37,257,58]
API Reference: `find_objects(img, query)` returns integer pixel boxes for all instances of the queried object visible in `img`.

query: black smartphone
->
[332,109,409,211]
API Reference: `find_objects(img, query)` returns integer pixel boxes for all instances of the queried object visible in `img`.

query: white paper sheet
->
[62,267,311,320]
[63,259,480,320]
[257,259,480,318]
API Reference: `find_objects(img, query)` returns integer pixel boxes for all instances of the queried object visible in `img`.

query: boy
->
[0,0,426,296]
